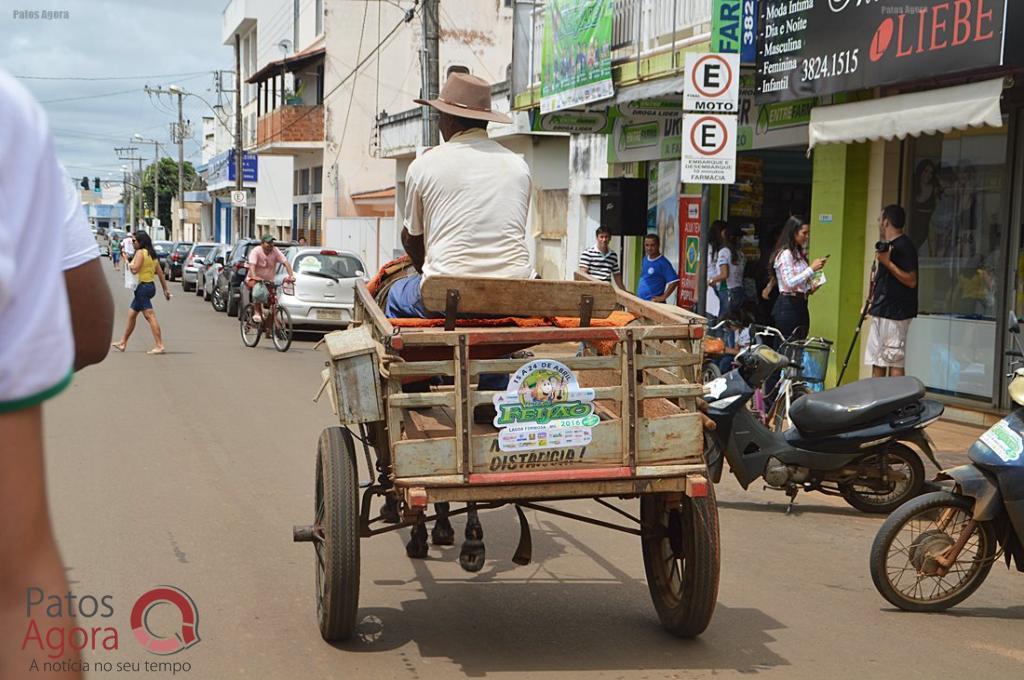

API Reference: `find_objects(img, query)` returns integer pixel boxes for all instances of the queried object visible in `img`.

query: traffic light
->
[93,177,101,192]
[80,176,89,190]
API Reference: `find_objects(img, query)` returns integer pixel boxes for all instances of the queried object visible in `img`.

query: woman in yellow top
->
[111,231,172,354]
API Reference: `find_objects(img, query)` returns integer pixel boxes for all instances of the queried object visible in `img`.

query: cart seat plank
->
[421,276,618,318]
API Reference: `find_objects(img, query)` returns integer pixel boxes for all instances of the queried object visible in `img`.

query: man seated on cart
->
[385,72,533,321]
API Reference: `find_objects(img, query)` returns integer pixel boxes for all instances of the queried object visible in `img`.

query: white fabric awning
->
[808,78,1005,151]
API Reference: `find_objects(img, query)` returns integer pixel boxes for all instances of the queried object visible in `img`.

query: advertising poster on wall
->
[679,196,702,310]
[657,161,681,294]
[540,0,615,113]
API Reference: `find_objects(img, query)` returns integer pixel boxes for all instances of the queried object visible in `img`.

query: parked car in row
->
[153,240,173,271]
[198,244,231,301]
[165,241,193,281]
[270,248,366,329]
[182,242,218,292]
[213,239,297,317]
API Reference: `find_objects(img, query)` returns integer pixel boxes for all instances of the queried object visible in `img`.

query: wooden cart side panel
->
[392,421,626,478]
[636,414,705,464]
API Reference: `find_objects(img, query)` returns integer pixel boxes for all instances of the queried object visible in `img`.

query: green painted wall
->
[807,143,870,387]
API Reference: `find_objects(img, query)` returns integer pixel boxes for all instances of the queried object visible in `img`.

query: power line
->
[15,70,209,81]
[38,73,208,105]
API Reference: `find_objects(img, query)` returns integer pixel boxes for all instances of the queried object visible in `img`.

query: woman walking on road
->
[770,216,827,341]
[112,232,171,354]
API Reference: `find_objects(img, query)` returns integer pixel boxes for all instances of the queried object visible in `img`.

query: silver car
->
[181,242,218,292]
[198,244,230,301]
[275,247,366,328]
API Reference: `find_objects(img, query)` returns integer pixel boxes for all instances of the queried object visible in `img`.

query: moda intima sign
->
[756,0,1019,102]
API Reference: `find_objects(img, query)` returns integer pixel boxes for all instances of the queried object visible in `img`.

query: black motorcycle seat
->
[789,377,925,436]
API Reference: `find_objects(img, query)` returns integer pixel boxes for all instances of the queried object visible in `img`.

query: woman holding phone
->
[770,216,828,341]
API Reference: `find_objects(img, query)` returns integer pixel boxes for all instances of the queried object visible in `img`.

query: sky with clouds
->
[2,0,232,187]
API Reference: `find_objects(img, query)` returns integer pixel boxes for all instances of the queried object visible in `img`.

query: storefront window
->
[904,128,1009,400]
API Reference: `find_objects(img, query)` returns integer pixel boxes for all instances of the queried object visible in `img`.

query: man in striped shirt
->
[578,226,623,288]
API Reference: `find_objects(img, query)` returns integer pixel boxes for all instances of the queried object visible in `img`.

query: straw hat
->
[414,72,512,124]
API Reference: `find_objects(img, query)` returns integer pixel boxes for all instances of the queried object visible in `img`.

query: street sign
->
[684,52,740,114]
[231,190,247,207]
[682,114,737,185]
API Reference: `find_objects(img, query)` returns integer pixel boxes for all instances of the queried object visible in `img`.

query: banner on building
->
[531,110,612,134]
[737,71,812,150]
[679,196,702,310]
[712,0,742,53]
[540,0,615,113]
[607,99,683,163]
[756,0,1020,102]
[740,1,759,65]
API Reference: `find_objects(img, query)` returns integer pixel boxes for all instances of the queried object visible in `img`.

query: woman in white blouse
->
[770,216,828,340]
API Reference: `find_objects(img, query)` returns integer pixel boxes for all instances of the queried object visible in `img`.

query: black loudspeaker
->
[600,178,649,236]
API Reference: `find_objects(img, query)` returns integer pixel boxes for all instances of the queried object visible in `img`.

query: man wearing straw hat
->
[385,72,533,319]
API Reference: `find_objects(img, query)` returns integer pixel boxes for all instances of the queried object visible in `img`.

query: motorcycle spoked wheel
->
[870,491,997,612]
[840,443,925,514]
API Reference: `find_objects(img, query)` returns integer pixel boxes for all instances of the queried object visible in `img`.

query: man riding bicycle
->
[246,234,295,322]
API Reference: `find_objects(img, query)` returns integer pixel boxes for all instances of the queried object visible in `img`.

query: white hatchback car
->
[275,247,366,328]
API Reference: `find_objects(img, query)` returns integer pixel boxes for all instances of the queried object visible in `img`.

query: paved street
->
[42,267,1023,679]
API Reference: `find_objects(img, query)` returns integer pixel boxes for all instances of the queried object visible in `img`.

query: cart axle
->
[293,524,323,543]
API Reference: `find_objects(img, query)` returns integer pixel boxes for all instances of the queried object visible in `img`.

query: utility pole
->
[235,33,244,240]
[420,0,440,146]
[115,146,144,229]
[145,85,191,237]
[134,135,162,233]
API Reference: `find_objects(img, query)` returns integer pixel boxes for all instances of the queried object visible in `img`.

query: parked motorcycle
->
[868,314,1024,611]
[703,343,944,513]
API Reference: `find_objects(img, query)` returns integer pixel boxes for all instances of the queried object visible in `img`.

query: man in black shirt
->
[865,205,918,377]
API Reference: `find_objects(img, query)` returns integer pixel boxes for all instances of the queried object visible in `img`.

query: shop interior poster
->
[657,161,681,293]
[540,0,614,113]
[679,195,702,310]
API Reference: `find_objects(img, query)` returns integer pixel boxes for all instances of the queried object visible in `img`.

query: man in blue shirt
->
[637,234,679,302]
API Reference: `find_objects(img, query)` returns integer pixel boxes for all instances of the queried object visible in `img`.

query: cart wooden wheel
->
[640,487,720,638]
[314,427,360,641]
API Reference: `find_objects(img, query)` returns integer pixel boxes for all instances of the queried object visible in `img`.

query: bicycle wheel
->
[240,304,261,347]
[768,382,808,432]
[272,306,293,352]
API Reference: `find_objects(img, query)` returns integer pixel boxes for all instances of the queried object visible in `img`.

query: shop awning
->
[808,78,1005,151]
[609,74,686,107]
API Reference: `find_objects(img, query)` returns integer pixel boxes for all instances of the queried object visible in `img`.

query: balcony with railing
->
[255,105,324,153]
[511,0,711,110]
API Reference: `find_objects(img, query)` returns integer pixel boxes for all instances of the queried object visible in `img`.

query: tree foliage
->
[140,157,202,227]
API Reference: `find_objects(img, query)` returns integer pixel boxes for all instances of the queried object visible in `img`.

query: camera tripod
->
[837,259,878,384]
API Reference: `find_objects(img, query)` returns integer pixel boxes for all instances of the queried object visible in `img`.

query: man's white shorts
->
[865,317,912,368]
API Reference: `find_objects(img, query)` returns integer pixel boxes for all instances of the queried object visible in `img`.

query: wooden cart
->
[294,274,718,640]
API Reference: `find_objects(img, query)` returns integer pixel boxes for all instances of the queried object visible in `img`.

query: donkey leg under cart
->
[295,276,720,641]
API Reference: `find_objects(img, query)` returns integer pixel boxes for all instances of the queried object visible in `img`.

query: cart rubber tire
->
[869,491,996,612]
[641,487,720,638]
[315,427,361,641]
[841,443,925,514]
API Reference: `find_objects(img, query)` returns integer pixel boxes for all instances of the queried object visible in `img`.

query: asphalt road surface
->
[38,266,1023,679]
